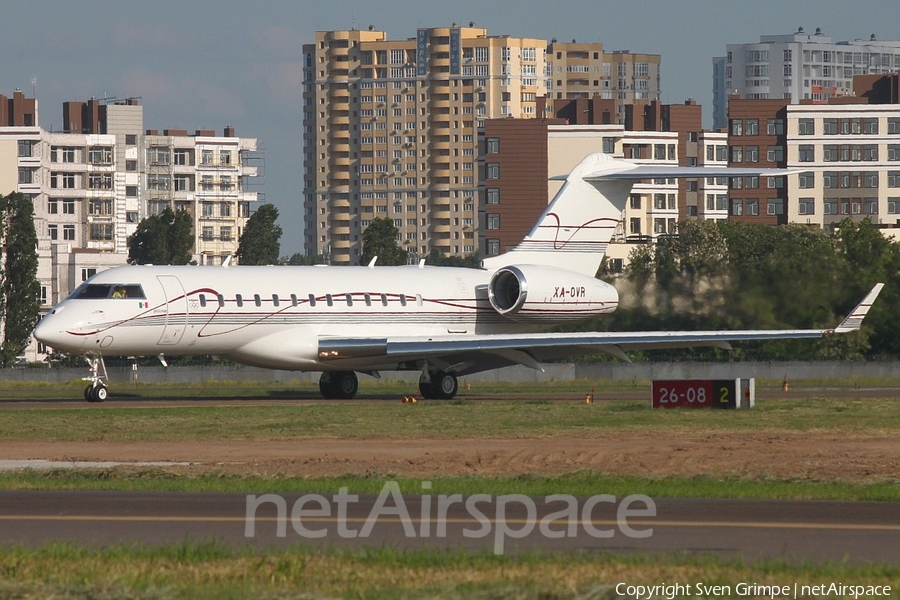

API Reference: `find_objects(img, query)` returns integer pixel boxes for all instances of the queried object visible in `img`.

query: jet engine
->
[487,265,619,323]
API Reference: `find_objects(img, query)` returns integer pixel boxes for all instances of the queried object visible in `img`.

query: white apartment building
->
[713,28,900,129]
[785,103,900,235]
[0,94,261,361]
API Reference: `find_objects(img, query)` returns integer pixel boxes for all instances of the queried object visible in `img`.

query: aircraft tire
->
[333,371,358,399]
[431,371,458,400]
[94,385,108,402]
[319,371,358,399]
[418,378,436,399]
[84,385,94,402]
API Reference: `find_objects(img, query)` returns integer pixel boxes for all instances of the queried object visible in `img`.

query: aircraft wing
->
[317,284,883,375]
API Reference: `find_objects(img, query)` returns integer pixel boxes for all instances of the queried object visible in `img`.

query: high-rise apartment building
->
[713,28,900,129]
[303,26,549,264]
[548,40,661,123]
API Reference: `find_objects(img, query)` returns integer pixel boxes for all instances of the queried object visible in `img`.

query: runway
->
[1,490,897,562]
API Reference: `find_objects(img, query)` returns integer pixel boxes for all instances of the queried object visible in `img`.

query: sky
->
[2,0,898,254]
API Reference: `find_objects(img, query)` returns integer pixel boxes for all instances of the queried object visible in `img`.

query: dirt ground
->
[4,429,899,482]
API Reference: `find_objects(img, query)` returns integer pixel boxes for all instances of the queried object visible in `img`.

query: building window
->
[485,138,500,154]
[18,168,35,184]
[89,224,112,240]
[629,218,641,234]
[798,171,815,188]
[51,173,75,189]
[88,146,113,164]
[17,140,36,157]
[486,238,500,255]
[486,213,500,229]
[486,188,500,204]
[730,146,743,162]
[798,145,814,162]
[767,119,784,135]
[201,226,215,241]
[731,199,743,216]
[745,146,759,163]
[745,119,759,136]
[48,225,58,240]
[798,118,815,135]
[767,198,784,215]
[767,146,784,162]
[798,198,815,215]
[746,199,759,216]
[730,119,742,136]
[486,163,499,179]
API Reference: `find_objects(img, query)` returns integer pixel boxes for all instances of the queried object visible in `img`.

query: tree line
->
[2,192,896,366]
[593,218,896,361]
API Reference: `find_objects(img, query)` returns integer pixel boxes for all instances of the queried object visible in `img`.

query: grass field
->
[2,381,899,598]
[1,541,897,600]
[3,395,900,442]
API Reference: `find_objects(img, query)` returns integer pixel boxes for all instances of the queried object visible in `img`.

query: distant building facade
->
[302,27,661,265]
[727,74,900,237]
[713,28,900,129]
[0,93,262,361]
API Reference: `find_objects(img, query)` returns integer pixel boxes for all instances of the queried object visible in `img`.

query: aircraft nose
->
[33,312,73,351]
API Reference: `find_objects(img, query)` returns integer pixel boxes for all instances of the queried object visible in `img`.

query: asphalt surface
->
[1,490,898,562]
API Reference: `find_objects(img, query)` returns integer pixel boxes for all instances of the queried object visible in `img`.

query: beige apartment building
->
[303,27,663,264]
[303,26,548,264]
[548,40,661,123]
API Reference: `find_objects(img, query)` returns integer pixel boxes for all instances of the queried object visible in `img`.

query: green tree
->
[425,249,481,268]
[127,207,194,265]
[359,217,407,266]
[237,204,282,265]
[281,252,326,265]
[0,192,40,365]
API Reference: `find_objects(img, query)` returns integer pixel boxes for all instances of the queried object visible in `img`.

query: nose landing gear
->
[82,355,109,403]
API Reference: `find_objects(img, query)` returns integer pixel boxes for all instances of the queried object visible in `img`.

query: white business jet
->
[33,153,883,402]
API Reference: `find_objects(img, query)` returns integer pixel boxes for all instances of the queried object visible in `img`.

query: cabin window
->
[254,294,262,307]
[416,294,423,306]
[291,294,298,307]
[217,294,225,308]
[364,294,372,306]
[308,294,317,307]
[71,283,146,300]
[345,293,353,306]
[381,294,388,306]
[399,294,407,307]
[326,294,333,307]
[199,294,207,308]
[272,294,280,307]
[236,294,243,307]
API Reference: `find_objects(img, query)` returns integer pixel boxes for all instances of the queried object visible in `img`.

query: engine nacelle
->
[488,264,619,323]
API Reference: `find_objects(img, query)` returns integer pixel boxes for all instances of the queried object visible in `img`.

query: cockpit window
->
[71,284,146,300]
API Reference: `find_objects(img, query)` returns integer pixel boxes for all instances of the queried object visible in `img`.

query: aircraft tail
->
[481,152,797,277]
[481,153,632,276]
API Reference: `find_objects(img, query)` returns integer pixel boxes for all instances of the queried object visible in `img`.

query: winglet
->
[833,283,884,333]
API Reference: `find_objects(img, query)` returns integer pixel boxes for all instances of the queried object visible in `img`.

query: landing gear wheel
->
[418,377,435,399]
[433,371,458,400]
[84,384,107,403]
[318,371,359,399]
[420,371,458,400]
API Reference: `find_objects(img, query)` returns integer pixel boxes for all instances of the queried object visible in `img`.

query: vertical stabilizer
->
[482,153,633,276]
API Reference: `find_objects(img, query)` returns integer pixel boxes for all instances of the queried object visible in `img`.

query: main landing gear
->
[82,355,109,403]
[419,370,458,400]
[316,370,460,400]
[319,371,359,399]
